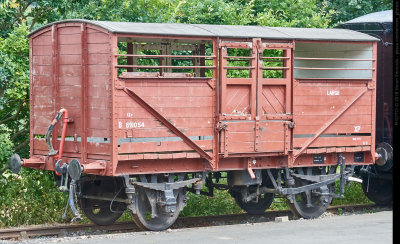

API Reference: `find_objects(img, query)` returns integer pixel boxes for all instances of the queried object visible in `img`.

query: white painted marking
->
[354,126,361,132]
[327,90,340,96]
[126,121,145,129]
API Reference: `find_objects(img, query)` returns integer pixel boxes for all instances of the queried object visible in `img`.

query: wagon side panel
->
[292,41,376,165]
[30,24,113,168]
[114,81,214,166]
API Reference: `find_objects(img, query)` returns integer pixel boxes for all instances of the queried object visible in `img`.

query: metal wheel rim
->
[288,167,333,219]
[132,187,183,231]
[232,187,274,215]
[288,191,330,219]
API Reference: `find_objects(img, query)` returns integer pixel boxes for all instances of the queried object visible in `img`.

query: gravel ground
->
[0,206,391,244]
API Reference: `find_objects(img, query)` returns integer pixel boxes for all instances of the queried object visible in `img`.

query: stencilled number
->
[126,121,145,129]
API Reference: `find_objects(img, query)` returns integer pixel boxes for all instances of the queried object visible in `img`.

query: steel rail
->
[0,204,384,240]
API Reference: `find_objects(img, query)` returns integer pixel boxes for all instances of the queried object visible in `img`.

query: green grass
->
[180,190,243,217]
[331,181,373,206]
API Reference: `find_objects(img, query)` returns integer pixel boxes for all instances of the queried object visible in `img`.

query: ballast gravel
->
[0,207,391,244]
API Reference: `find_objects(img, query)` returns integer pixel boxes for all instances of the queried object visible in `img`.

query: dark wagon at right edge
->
[338,10,393,205]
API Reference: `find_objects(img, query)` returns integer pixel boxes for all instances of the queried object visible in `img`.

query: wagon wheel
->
[131,186,185,231]
[79,179,126,225]
[229,170,275,215]
[288,167,334,219]
[231,186,274,215]
[361,176,392,206]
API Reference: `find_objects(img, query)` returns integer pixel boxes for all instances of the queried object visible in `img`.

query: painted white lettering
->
[327,90,340,96]
[125,121,145,129]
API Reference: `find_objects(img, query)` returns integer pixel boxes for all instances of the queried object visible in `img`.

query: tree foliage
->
[254,0,335,28]
[173,0,254,25]
[321,0,392,26]
[0,23,30,160]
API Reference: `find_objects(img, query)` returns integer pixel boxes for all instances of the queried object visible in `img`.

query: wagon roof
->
[29,19,378,41]
[344,10,392,24]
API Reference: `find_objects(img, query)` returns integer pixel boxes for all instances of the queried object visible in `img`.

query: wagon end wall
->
[30,23,113,172]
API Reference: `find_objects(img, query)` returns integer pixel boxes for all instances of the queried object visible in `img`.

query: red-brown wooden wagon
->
[9,19,386,230]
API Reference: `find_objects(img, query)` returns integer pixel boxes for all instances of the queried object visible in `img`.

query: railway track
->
[0,204,386,241]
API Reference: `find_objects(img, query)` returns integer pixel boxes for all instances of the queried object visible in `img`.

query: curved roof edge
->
[28,19,379,42]
[344,10,392,24]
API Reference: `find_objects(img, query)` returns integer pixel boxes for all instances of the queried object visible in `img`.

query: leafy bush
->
[0,133,13,164]
[0,169,68,227]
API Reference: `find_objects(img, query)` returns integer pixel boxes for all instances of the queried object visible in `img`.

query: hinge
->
[216,121,227,131]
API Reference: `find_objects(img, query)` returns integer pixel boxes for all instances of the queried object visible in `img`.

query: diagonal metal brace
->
[123,87,213,163]
[294,87,368,159]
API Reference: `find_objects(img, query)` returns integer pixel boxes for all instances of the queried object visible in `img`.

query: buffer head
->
[9,153,22,174]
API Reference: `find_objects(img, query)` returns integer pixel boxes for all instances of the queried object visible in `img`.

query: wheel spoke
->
[305,190,313,208]
[288,167,332,219]
[131,179,186,231]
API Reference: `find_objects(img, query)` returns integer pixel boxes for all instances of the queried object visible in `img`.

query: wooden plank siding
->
[31,25,112,158]
[115,81,214,155]
[293,80,373,150]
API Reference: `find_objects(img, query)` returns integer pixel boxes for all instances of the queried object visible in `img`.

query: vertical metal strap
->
[247,158,256,179]
[254,117,260,152]
[223,127,229,157]
[80,23,88,164]
[51,24,59,149]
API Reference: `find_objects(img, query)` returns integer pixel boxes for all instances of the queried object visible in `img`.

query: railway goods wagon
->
[338,10,393,206]
[9,19,383,230]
